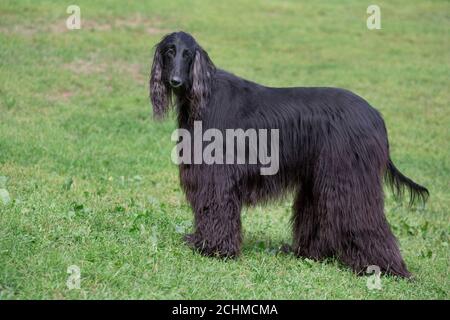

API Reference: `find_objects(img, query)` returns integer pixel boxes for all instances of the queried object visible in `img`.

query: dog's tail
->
[385,158,429,206]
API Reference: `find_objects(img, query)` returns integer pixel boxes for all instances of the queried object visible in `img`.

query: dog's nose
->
[170,76,182,88]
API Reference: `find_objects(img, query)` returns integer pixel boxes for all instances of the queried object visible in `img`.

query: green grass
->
[0,0,449,299]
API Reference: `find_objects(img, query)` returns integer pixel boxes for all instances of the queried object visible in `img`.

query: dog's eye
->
[182,50,191,59]
[166,48,175,57]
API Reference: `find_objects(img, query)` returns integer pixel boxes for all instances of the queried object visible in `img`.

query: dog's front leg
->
[184,186,242,258]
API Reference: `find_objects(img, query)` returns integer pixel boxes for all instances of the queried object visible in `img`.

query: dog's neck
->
[174,83,215,128]
[174,89,197,128]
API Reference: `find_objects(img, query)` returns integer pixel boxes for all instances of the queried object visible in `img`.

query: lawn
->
[0,0,448,299]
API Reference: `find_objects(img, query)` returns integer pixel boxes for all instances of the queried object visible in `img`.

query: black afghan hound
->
[149,31,429,278]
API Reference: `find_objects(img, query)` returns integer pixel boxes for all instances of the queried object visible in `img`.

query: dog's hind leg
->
[291,183,328,260]
[310,151,411,278]
[334,169,411,278]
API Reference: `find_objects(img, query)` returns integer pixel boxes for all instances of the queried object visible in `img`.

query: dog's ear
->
[150,43,171,119]
[190,47,215,120]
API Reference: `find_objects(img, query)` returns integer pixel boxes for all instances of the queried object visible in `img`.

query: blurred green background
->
[0,0,448,299]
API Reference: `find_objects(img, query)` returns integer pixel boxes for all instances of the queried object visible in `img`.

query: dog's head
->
[150,31,215,120]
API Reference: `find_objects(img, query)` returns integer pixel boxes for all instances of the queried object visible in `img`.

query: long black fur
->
[149,31,429,278]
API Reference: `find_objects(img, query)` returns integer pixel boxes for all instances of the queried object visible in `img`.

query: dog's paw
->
[183,233,239,258]
[280,243,292,254]
[183,233,198,248]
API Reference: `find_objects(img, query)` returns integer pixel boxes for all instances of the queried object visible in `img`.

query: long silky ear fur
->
[189,47,215,122]
[150,43,171,119]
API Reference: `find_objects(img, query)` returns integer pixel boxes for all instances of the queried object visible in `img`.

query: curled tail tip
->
[408,185,429,207]
[385,159,429,207]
